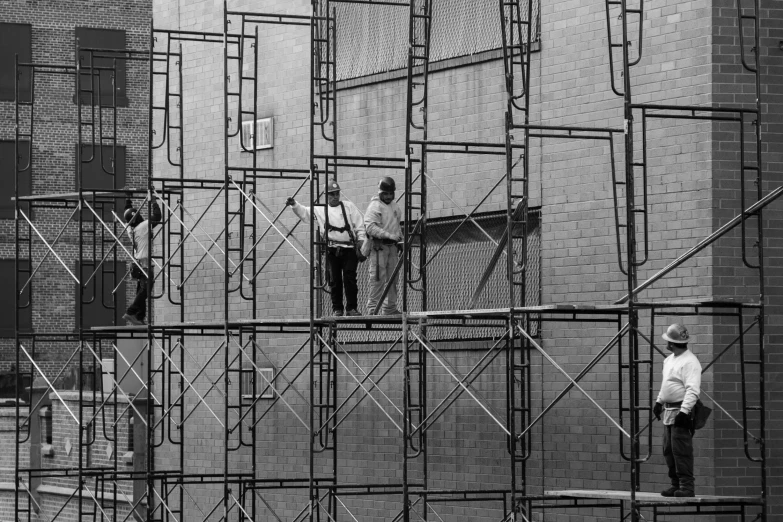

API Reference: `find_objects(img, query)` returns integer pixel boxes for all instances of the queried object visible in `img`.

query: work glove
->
[285,197,296,206]
[653,402,663,421]
[674,411,691,429]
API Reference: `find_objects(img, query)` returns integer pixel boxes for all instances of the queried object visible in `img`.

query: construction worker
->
[286,180,366,316]
[363,176,402,316]
[122,196,161,325]
[653,323,702,498]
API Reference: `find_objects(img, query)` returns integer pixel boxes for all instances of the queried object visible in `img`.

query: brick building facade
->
[1,0,781,520]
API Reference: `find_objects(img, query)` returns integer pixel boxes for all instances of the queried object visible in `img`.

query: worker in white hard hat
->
[122,196,161,325]
[363,176,402,316]
[652,323,702,498]
[286,180,366,317]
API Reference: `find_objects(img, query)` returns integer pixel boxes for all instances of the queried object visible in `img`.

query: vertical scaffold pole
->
[222,1,232,520]
[618,0,641,518]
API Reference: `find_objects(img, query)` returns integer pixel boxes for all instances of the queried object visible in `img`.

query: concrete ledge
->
[0,481,22,492]
[50,390,135,404]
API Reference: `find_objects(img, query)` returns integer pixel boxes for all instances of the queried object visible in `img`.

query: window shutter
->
[75,27,127,106]
[0,23,32,102]
[0,141,32,220]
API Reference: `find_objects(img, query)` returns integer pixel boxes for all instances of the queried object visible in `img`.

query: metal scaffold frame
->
[10,0,777,521]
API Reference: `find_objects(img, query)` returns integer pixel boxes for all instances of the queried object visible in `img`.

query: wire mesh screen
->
[337,209,541,343]
[333,0,541,81]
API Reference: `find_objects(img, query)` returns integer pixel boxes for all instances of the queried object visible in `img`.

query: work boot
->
[346,309,361,317]
[660,486,679,497]
[383,308,401,316]
[333,310,344,317]
[674,489,695,498]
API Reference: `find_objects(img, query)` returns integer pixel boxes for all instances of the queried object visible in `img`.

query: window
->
[0,141,32,220]
[240,117,274,151]
[0,259,33,337]
[75,27,127,106]
[0,23,32,102]
[75,261,127,329]
[77,144,126,221]
[345,209,541,343]
[242,367,275,400]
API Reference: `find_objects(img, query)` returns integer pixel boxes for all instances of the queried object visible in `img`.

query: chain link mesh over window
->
[333,0,540,81]
[334,209,541,343]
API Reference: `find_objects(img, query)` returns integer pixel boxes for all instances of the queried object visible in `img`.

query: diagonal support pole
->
[320,335,403,434]
[616,184,783,304]
[316,333,403,433]
[412,329,510,437]
[232,174,311,275]
[19,204,80,294]
[411,331,511,437]
[156,338,225,429]
[231,178,310,264]
[19,343,80,425]
[233,335,311,431]
[19,209,80,283]
[517,325,631,438]
[517,324,630,440]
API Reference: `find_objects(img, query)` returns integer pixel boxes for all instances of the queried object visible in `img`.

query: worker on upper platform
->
[122,196,161,326]
[653,323,702,498]
[363,176,402,316]
[286,180,366,317]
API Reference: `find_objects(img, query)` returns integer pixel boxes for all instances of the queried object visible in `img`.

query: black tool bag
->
[691,399,712,430]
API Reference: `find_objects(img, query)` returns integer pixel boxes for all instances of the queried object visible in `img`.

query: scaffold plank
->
[544,489,763,505]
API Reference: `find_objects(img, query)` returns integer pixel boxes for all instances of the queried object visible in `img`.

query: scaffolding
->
[10,0,778,521]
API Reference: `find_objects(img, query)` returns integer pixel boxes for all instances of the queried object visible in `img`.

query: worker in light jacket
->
[122,197,161,325]
[363,177,402,316]
[287,180,366,316]
[653,323,702,498]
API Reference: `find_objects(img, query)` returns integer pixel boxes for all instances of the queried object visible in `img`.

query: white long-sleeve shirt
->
[657,349,701,423]
[364,195,402,240]
[291,200,366,245]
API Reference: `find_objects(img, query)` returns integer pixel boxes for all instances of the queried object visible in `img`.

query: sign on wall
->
[241,117,274,151]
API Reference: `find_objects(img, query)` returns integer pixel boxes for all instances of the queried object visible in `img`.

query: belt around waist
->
[665,401,683,408]
[379,239,397,245]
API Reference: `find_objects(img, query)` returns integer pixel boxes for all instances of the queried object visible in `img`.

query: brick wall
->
[0,0,152,375]
[711,0,783,515]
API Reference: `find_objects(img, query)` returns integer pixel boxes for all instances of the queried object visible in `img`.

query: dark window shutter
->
[0,23,32,102]
[76,261,127,329]
[0,141,32,220]
[77,144,126,221]
[0,259,32,337]
[75,27,127,107]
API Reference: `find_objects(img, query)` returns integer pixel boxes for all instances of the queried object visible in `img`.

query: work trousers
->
[366,243,398,314]
[663,424,695,492]
[127,274,148,321]
[327,247,359,313]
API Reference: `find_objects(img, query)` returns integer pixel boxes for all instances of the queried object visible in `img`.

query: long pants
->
[126,274,148,321]
[663,424,695,492]
[366,243,399,314]
[327,247,359,312]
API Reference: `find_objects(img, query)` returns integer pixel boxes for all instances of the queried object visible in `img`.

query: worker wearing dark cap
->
[653,323,702,498]
[363,177,402,316]
[122,196,161,325]
[286,180,366,316]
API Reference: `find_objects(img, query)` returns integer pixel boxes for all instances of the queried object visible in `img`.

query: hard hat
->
[662,323,690,345]
[379,176,396,192]
[327,180,341,193]
[123,207,137,222]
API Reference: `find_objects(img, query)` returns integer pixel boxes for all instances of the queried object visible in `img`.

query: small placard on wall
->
[241,117,273,151]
